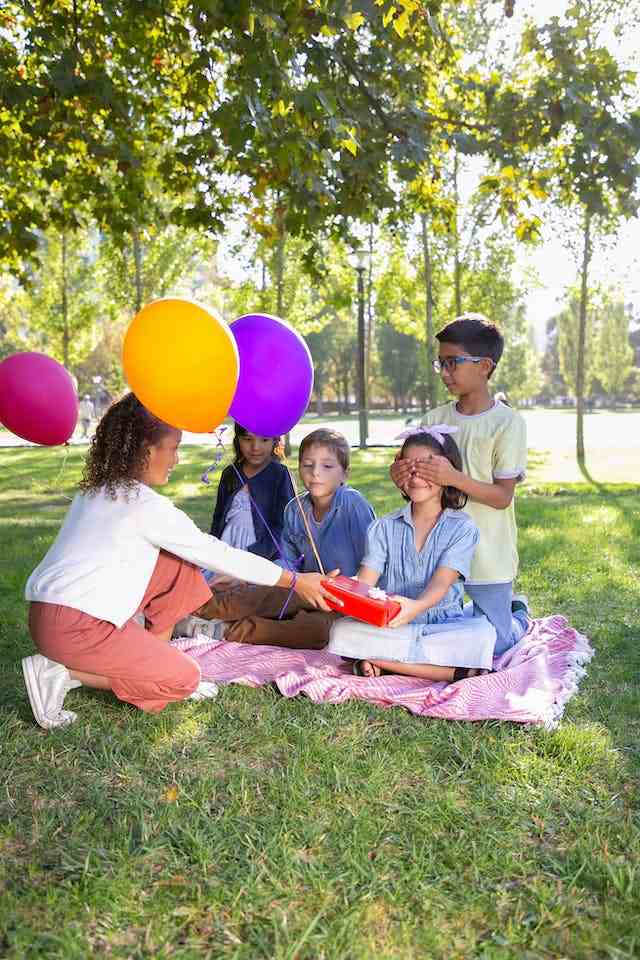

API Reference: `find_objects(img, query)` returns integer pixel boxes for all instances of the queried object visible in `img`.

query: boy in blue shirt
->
[182,429,375,649]
[391,314,530,655]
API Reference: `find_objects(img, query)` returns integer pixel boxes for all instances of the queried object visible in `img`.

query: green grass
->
[1,446,639,959]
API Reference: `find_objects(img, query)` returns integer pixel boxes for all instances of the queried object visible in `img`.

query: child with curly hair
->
[22,393,335,729]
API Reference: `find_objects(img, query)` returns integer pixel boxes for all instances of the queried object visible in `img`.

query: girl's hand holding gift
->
[387,595,425,629]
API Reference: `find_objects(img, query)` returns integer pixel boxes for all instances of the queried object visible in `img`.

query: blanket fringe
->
[542,630,595,730]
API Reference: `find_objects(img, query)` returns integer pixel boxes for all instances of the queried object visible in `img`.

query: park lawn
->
[0,446,639,960]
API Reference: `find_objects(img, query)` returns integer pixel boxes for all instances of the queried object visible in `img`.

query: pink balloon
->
[0,352,78,445]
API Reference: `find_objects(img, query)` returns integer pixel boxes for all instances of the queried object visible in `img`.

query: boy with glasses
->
[391,313,530,656]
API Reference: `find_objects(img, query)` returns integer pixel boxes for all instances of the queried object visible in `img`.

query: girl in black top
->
[210,423,294,565]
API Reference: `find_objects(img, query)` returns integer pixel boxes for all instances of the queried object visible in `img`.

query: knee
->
[328,618,349,644]
[178,656,201,695]
[477,620,498,653]
[327,616,362,651]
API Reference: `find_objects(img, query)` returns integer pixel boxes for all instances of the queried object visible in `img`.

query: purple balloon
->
[0,352,78,445]
[229,314,314,436]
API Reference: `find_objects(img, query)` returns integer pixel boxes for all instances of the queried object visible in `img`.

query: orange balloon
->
[123,298,239,432]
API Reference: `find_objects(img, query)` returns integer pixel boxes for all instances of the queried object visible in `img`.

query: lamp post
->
[352,248,369,449]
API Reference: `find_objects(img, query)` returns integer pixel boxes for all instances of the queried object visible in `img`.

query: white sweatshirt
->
[25,483,281,627]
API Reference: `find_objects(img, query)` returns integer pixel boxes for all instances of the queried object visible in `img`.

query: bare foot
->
[353,660,383,678]
[452,666,493,682]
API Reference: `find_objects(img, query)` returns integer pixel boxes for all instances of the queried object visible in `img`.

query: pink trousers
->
[28,551,212,712]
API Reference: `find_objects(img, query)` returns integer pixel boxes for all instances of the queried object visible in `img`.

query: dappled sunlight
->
[0,516,61,528]
[581,506,625,528]
[148,709,209,753]
[170,480,206,500]
[493,717,622,790]
[523,526,548,542]
[2,442,639,959]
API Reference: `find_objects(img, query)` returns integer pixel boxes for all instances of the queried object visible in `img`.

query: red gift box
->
[321,575,401,628]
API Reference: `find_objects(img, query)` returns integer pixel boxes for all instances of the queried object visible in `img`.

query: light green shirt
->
[421,400,527,584]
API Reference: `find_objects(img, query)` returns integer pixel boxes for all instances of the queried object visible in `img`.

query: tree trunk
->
[315,373,324,415]
[274,220,293,456]
[366,223,374,388]
[342,376,350,413]
[420,213,436,410]
[133,225,143,313]
[356,265,368,449]
[453,151,462,316]
[260,259,267,305]
[60,231,69,368]
[576,207,592,478]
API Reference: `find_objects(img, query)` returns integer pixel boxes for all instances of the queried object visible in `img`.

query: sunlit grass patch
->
[1,448,639,958]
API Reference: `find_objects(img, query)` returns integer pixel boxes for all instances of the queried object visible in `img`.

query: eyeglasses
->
[432,356,489,374]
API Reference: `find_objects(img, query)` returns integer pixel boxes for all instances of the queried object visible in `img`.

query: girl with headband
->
[327,427,497,681]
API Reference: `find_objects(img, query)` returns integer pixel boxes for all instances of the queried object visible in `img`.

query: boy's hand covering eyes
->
[390,456,414,490]
[413,455,459,487]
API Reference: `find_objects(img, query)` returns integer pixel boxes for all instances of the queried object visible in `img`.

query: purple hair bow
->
[394,424,459,446]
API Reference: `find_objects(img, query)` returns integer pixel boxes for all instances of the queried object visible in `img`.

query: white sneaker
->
[22,654,82,730]
[174,615,227,642]
[188,680,219,701]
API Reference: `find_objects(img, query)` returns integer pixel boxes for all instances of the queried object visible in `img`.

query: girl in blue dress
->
[327,427,496,682]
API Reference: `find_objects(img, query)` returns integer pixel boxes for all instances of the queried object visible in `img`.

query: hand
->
[388,595,424,628]
[413,454,460,488]
[294,569,342,612]
[390,456,414,492]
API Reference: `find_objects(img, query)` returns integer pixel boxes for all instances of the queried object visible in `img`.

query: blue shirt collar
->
[396,504,458,530]
[301,484,348,520]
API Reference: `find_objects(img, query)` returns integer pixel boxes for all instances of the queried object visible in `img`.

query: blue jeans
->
[465,582,528,657]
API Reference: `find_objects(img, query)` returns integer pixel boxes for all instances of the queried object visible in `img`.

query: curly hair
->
[79,393,176,499]
[399,431,467,510]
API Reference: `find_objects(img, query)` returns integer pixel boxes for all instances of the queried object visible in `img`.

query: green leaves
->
[1,0,639,280]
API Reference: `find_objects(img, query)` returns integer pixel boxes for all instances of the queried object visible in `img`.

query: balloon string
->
[283,465,325,576]
[201,427,297,569]
[229,461,292,565]
[200,431,324,618]
[201,426,228,485]
[52,442,73,501]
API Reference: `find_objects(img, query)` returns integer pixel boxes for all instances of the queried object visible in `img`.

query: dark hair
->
[232,422,283,465]
[436,313,503,378]
[399,431,467,510]
[79,392,176,499]
[223,422,283,493]
[298,428,350,472]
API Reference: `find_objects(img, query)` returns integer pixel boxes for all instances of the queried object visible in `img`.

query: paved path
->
[2,409,638,482]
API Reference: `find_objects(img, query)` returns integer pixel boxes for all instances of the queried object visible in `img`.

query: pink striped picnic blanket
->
[173,615,594,727]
